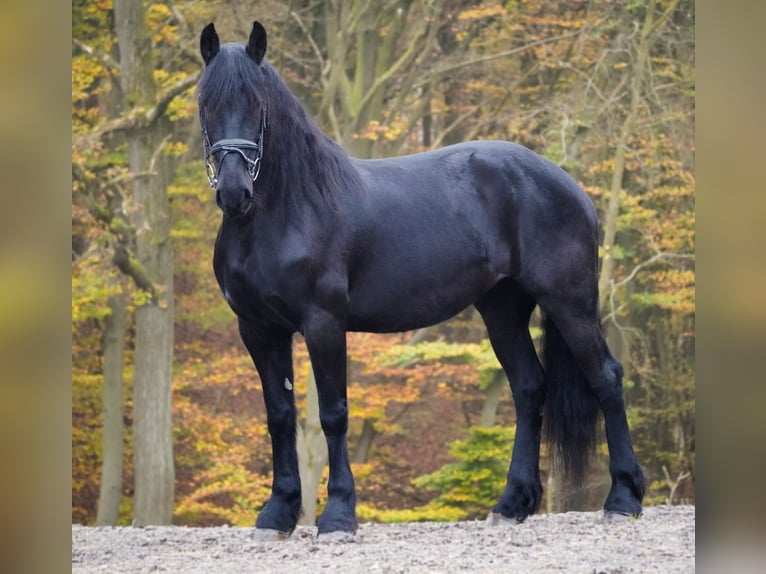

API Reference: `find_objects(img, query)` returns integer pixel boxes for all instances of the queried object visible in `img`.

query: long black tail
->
[541,314,600,486]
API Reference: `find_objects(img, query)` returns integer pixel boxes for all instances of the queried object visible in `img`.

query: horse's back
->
[343,140,598,332]
[356,140,596,233]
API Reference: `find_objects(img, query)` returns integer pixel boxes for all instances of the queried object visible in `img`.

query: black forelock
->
[198,43,266,114]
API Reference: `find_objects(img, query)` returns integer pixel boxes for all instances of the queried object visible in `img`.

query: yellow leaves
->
[583,184,605,199]
[85,0,112,14]
[355,119,405,142]
[464,80,505,98]
[174,460,271,526]
[129,288,153,310]
[171,348,275,525]
[633,268,695,315]
[356,502,466,523]
[152,69,171,85]
[377,339,501,374]
[458,5,506,21]
[146,4,178,45]
[523,15,586,29]
[71,258,122,326]
[162,140,188,157]
[151,71,195,121]
[170,228,203,240]
[72,55,107,105]
[166,91,195,121]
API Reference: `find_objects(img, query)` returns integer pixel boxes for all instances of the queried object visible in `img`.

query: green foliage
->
[410,426,515,520]
[354,427,515,523]
[357,502,466,523]
[377,339,497,389]
[71,264,121,325]
[379,339,500,370]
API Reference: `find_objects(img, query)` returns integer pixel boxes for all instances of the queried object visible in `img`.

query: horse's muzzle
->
[216,185,254,219]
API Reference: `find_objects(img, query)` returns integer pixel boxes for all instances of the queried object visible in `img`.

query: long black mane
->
[198,44,360,215]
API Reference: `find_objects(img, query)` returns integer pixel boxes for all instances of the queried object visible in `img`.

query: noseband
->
[201,108,267,189]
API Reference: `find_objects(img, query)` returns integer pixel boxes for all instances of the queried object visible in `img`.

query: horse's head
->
[198,22,268,220]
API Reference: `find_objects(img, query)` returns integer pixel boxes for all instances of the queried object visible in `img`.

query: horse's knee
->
[512,382,546,416]
[266,403,296,436]
[320,403,349,436]
[606,357,624,387]
[589,357,626,410]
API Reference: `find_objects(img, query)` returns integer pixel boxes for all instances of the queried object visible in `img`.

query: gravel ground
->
[72,505,694,573]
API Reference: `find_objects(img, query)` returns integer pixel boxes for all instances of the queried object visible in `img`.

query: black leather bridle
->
[201,107,267,189]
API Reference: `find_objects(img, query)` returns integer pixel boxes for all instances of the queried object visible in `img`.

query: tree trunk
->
[478,371,505,428]
[129,145,175,524]
[352,419,377,464]
[546,469,563,513]
[598,0,676,312]
[96,290,126,525]
[297,368,328,526]
[114,0,175,525]
[421,83,432,149]
[131,298,175,525]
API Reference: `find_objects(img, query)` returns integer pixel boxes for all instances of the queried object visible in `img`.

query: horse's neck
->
[263,91,358,206]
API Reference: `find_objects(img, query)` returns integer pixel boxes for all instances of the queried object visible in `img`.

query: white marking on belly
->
[284,378,293,391]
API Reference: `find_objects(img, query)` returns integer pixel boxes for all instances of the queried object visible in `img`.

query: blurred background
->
[71,0,695,528]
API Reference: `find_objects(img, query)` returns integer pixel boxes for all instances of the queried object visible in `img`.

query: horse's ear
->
[200,23,220,65]
[247,21,267,65]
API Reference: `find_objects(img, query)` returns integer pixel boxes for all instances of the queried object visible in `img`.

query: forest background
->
[72,0,694,527]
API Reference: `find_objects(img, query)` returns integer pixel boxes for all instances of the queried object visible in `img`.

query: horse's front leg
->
[303,307,357,535]
[238,319,302,537]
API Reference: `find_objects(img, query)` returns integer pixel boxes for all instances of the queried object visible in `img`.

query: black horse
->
[197,21,645,538]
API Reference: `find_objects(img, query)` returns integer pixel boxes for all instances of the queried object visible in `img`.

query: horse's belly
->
[346,299,474,333]
[346,259,498,333]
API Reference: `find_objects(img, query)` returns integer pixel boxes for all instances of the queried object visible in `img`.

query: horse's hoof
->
[486,511,522,526]
[316,530,356,542]
[251,528,291,541]
[602,510,636,522]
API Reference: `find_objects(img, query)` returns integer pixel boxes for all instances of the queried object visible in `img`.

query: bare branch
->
[75,72,200,147]
[149,135,173,174]
[326,102,343,143]
[103,170,156,189]
[73,38,119,73]
[647,0,682,38]
[662,464,691,505]
[354,5,438,117]
[166,0,189,39]
[145,72,201,124]
[416,31,581,89]
[612,251,694,290]
[290,9,327,75]
[73,161,159,300]
[112,247,159,300]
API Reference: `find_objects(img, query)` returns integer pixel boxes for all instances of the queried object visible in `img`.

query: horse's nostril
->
[215,185,255,218]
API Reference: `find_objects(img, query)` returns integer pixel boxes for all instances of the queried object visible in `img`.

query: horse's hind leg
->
[538,294,645,517]
[475,279,545,522]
